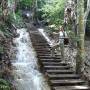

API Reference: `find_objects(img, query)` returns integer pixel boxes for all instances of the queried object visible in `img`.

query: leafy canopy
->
[41,0,66,26]
[20,0,33,7]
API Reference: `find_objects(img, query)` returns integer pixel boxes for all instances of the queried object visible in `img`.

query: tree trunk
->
[84,0,90,30]
[76,0,85,74]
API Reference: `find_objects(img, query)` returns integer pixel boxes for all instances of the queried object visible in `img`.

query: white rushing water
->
[12,28,50,90]
[38,28,54,46]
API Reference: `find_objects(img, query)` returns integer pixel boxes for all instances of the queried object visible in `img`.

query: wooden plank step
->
[44,65,70,70]
[35,49,50,51]
[48,74,80,80]
[36,52,51,54]
[32,41,47,43]
[40,59,61,62]
[53,85,90,90]
[37,54,52,56]
[42,62,67,66]
[35,47,50,49]
[37,54,60,57]
[35,49,51,52]
[35,48,50,50]
[50,79,85,86]
[38,56,61,59]
[37,56,53,58]
[46,70,73,74]
[32,43,49,45]
[33,45,50,48]
[36,51,51,53]
[34,45,50,48]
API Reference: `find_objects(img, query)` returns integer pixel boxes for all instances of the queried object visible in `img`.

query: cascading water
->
[38,28,54,46]
[12,28,50,90]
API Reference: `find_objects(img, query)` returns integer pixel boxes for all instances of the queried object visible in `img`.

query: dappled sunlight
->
[74,86,89,89]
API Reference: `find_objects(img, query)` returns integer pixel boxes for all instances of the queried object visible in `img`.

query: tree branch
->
[84,0,90,29]
[84,0,90,19]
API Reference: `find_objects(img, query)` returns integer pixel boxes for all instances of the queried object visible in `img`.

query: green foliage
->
[41,0,66,26]
[0,79,11,90]
[0,23,13,37]
[20,0,33,7]
[8,10,25,28]
[37,0,46,9]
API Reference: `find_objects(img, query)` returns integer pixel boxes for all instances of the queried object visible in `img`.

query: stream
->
[11,28,50,90]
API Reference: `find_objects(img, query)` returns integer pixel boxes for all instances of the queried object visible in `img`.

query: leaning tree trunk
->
[84,0,90,30]
[76,0,85,74]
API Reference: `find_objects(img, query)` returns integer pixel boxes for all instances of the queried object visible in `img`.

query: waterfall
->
[12,28,50,90]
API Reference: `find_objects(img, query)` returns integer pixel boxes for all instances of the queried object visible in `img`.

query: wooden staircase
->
[29,29,90,90]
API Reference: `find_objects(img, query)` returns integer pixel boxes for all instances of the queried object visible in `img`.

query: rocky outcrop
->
[0,24,17,90]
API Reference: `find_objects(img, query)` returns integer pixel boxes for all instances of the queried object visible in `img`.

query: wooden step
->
[34,45,50,48]
[40,59,61,62]
[36,50,51,53]
[38,56,61,60]
[32,41,47,43]
[34,46,50,48]
[37,54,52,56]
[44,65,70,70]
[35,48,50,50]
[36,50,51,52]
[53,85,90,90]
[42,62,67,66]
[50,79,85,86]
[37,56,53,59]
[48,74,80,80]
[37,54,60,57]
[32,42,47,43]
[35,49,50,51]
[33,44,49,46]
[46,70,73,74]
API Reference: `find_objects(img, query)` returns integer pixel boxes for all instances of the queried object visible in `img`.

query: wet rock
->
[20,38,27,43]
[14,33,20,38]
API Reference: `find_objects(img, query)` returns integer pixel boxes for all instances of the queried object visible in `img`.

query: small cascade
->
[38,28,54,46]
[12,28,50,90]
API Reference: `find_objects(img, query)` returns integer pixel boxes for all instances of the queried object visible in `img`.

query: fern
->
[0,79,11,90]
